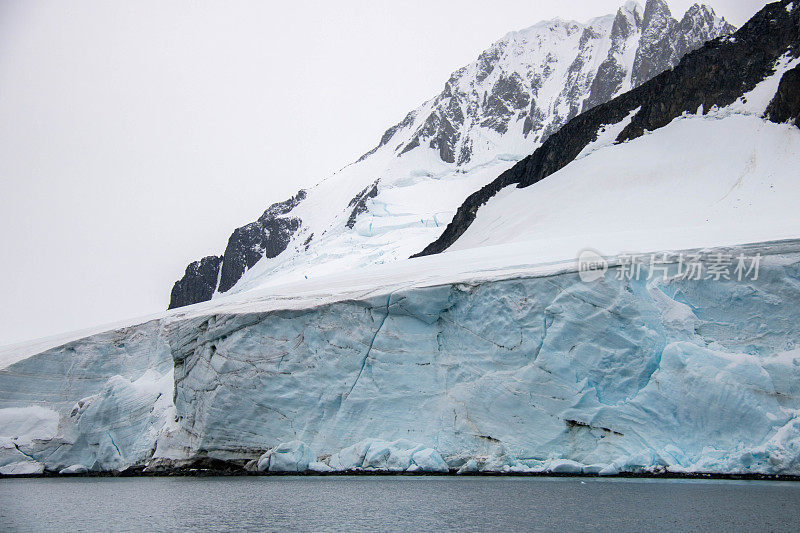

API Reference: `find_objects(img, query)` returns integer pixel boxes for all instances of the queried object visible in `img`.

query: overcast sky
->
[0,0,767,345]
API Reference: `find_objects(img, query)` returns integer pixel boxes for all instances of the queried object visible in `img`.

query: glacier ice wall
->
[0,321,175,473]
[2,243,800,475]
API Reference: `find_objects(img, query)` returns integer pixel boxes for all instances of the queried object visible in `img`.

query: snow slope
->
[451,113,800,257]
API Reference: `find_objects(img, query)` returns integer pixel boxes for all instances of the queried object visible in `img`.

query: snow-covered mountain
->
[2,0,800,478]
[169,0,734,309]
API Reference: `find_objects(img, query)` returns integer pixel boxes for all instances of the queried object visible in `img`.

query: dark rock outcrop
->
[346,180,380,229]
[401,84,467,164]
[766,63,800,126]
[413,0,799,258]
[168,256,223,310]
[217,191,306,293]
[168,190,306,309]
[481,73,530,135]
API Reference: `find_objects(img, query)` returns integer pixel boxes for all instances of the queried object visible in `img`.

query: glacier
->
[3,239,800,476]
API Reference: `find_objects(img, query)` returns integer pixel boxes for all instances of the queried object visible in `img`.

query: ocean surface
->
[1,476,799,532]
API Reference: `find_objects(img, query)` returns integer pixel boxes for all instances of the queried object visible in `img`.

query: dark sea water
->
[1,476,799,532]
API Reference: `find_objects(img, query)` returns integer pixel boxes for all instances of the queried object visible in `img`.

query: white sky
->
[0,0,766,346]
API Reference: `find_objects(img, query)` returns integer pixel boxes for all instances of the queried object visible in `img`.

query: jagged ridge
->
[369,0,733,166]
[414,0,799,257]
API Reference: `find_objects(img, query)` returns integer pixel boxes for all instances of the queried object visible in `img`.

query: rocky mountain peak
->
[631,0,677,87]
[168,2,737,309]
[642,0,673,26]
[373,0,734,169]
[676,4,737,58]
[629,0,735,89]
[683,3,735,33]
[622,1,644,23]
[611,2,644,41]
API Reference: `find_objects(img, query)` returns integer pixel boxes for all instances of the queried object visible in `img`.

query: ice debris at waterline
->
[252,439,448,474]
[3,240,800,476]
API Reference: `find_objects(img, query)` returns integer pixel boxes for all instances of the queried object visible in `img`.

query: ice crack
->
[12,441,38,462]
[107,431,122,457]
[346,293,393,397]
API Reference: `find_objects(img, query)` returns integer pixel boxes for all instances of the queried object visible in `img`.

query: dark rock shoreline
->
[3,466,799,481]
